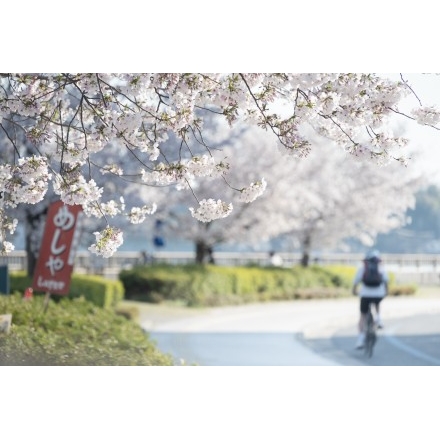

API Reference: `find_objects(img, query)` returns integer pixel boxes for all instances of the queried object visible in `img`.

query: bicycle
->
[364,304,377,358]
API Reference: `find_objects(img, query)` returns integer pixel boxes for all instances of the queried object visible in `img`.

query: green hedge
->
[10,272,124,309]
[119,264,350,306]
[0,293,172,366]
[323,265,414,296]
[119,263,416,307]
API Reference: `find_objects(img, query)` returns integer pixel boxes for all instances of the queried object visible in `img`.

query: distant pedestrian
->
[269,251,283,267]
[140,251,152,265]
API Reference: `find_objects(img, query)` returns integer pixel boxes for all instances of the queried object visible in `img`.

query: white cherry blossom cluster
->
[0,164,12,186]
[316,91,341,116]
[141,164,187,186]
[411,106,440,126]
[1,73,440,256]
[88,226,124,258]
[82,197,126,219]
[53,174,103,206]
[239,178,267,203]
[185,155,228,178]
[370,132,409,153]
[141,155,229,188]
[79,198,157,255]
[0,217,18,253]
[1,241,14,253]
[99,164,123,176]
[1,156,50,207]
[139,141,161,161]
[53,143,90,165]
[127,204,158,224]
[81,195,157,224]
[3,217,18,234]
[189,199,233,222]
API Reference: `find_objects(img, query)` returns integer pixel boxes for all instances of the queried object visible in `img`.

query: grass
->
[0,293,173,366]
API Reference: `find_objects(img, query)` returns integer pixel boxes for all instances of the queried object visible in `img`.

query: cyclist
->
[352,250,389,349]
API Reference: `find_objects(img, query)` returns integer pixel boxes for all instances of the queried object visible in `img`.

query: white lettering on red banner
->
[32,201,82,295]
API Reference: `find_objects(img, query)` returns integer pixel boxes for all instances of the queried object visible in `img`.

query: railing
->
[2,250,440,284]
[0,251,28,272]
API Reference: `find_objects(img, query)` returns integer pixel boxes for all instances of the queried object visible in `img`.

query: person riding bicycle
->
[352,249,389,349]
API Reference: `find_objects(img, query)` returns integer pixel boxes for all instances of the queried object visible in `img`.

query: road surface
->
[139,294,440,366]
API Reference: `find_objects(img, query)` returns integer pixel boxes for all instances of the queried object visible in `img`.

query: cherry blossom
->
[411,106,440,126]
[189,199,233,222]
[127,204,158,224]
[0,73,439,257]
[53,175,103,206]
[239,178,267,203]
[88,226,124,258]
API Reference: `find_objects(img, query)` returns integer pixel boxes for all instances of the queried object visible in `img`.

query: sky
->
[385,73,440,185]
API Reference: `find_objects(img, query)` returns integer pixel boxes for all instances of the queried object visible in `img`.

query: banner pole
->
[43,291,51,314]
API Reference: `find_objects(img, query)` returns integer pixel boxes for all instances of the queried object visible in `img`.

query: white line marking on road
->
[384,326,440,365]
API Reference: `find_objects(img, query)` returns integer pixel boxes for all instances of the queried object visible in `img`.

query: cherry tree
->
[0,126,166,274]
[272,139,424,265]
[154,122,425,264]
[0,135,57,275]
[1,73,439,257]
[153,126,282,263]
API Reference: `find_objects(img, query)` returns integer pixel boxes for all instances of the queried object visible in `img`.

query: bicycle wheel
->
[364,310,376,358]
[365,331,376,358]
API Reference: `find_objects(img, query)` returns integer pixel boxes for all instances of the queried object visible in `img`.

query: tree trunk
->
[195,240,215,264]
[300,234,311,267]
[25,215,37,278]
[25,206,49,278]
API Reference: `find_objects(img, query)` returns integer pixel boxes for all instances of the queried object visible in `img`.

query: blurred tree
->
[375,185,440,253]
[409,185,440,235]
[156,124,424,264]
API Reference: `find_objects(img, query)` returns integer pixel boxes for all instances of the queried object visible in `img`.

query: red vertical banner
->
[32,200,83,295]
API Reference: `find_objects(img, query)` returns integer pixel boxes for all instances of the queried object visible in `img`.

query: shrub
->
[0,293,172,366]
[324,265,408,295]
[10,272,124,309]
[68,275,124,308]
[388,285,417,296]
[319,265,357,287]
[119,263,417,307]
[119,264,353,307]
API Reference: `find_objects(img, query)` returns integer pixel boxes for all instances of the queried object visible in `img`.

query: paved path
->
[136,294,440,366]
[301,312,440,366]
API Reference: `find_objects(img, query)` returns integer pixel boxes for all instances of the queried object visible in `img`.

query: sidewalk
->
[124,286,440,335]
[121,300,208,331]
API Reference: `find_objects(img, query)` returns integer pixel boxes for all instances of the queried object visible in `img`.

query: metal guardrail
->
[2,250,440,284]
